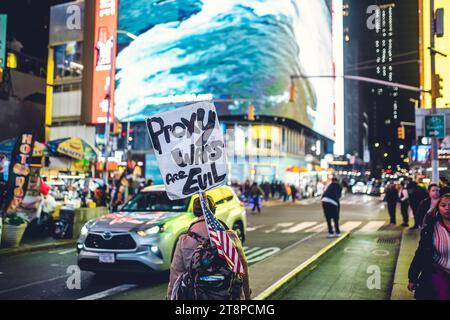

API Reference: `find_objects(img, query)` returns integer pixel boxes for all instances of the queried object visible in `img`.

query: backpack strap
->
[187,230,208,243]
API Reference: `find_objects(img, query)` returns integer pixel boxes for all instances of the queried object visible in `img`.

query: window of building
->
[54,41,83,81]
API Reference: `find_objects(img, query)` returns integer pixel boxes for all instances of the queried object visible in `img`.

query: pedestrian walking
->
[321,178,342,238]
[399,182,410,227]
[408,194,450,300]
[385,183,399,225]
[249,182,264,213]
[408,181,429,229]
[262,181,271,202]
[290,184,298,203]
[415,183,440,229]
[167,195,251,300]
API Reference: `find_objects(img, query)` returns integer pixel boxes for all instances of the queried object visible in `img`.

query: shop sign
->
[146,101,227,200]
[4,134,34,214]
[0,14,6,68]
[89,0,118,124]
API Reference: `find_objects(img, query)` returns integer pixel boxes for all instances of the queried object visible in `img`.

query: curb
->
[390,228,419,300]
[0,239,77,257]
[254,232,350,300]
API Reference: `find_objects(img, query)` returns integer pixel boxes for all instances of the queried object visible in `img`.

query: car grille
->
[84,233,137,251]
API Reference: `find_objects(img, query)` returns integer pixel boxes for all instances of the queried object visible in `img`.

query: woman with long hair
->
[408,193,450,300]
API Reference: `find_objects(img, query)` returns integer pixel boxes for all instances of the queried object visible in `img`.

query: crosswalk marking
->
[340,221,363,232]
[264,222,295,233]
[281,222,318,233]
[357,221,386,233]
[304,222,328,233]
[243,247,261,255]
[242,246,281,264]
[247,225,265,232]
[246,248,281,264]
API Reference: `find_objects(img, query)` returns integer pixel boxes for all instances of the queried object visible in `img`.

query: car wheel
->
[232,221,245,243]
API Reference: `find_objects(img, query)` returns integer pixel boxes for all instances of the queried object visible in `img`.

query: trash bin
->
[53,206,75,239]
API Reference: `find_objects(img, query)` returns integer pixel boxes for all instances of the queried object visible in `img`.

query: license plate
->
[99,253,115,263]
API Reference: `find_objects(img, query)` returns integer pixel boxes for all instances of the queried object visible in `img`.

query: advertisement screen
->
[116,0,334,139]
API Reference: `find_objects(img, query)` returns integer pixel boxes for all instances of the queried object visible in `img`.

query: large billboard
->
[115,0,335,139]
[82,0,118,124]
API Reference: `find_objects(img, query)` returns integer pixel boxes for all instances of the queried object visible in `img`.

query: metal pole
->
[103,29,116,185]
[430,0,439,183]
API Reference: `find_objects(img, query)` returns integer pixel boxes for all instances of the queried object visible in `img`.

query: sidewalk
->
[250,232,349,300]
[0,237,77,257]
[390,228,420,300]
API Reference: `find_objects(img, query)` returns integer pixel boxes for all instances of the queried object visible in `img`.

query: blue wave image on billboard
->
[116,0,334,139]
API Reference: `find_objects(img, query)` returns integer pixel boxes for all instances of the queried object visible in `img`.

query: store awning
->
[47,137,99,161]
[0,138,47,157]
[286,166,308,173]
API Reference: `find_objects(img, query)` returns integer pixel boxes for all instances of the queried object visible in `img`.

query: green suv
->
[77,185,247,273]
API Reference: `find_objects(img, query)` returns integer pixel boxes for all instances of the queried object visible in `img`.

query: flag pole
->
[198,191,215,247]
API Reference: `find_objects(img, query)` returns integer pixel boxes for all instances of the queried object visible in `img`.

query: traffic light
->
[289,79,295,102]
[114,121,122,135]
[247,104,255,121]
[397,126,405,140]
[431,74,444,99]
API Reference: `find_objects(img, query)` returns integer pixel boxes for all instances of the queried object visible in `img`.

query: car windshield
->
[121,191,190,212]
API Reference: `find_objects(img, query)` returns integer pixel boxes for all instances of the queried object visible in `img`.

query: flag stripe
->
[200,195,244,275]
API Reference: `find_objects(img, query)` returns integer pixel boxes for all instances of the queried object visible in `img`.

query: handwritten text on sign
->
[146,102,227,199]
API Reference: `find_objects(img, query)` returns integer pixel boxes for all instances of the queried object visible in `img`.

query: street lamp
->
[116,30,138,159]
[103,29,138,184]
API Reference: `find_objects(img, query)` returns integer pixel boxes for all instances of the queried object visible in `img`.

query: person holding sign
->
[167,195,251,300]
[147,102,250,300]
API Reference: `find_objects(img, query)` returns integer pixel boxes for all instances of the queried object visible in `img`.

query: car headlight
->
[137,225,165,237]
[80,224,89,237]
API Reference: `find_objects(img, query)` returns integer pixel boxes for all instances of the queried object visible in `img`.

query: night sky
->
[0,0,72,61]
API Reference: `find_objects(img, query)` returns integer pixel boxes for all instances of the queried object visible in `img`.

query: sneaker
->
[327,233,335,238]
[335,232,341,237]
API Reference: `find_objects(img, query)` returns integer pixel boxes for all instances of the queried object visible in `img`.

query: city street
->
[0,194,402,300]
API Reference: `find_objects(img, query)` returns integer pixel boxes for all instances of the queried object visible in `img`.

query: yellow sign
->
[57,138,85,160]
[421,0,450,108]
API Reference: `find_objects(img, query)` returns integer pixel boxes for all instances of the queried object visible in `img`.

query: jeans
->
[322,202,340,234]
[387,201,397,224]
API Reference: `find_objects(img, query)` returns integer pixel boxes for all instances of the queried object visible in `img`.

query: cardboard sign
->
[146,101,227,200]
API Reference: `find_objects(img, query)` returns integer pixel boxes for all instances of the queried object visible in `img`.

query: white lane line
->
[0,275,67,295]
[264,222,295,234]
[78,284,137,300]
[243,247,261,255]
[58,248,77,255]
[340,221,363,232]
[358,221,386,233]
[304,222,327,233]
[281,222,317,234]
[247,225,265,232]
[247,248,281,264]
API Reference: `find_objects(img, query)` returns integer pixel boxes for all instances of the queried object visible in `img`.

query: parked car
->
[352,181,367,194]
[77,185,247,273]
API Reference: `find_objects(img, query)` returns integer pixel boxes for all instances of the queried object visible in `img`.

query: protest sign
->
[146,101,227,200]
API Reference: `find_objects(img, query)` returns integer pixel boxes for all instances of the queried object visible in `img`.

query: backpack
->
[172,222,243,300]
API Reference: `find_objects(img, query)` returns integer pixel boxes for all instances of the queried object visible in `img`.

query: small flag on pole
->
[199,193,245,276]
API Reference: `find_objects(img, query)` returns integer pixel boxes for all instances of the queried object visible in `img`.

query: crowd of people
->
[229,179,325,213]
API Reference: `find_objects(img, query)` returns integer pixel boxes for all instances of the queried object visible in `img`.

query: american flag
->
[200,195,245,276]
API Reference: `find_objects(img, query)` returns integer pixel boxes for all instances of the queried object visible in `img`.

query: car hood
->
[88,211,183,233]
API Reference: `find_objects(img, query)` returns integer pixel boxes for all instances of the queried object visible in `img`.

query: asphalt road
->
[0,194,393,300]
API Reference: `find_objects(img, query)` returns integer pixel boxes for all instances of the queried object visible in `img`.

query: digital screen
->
[116,0,334,139]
